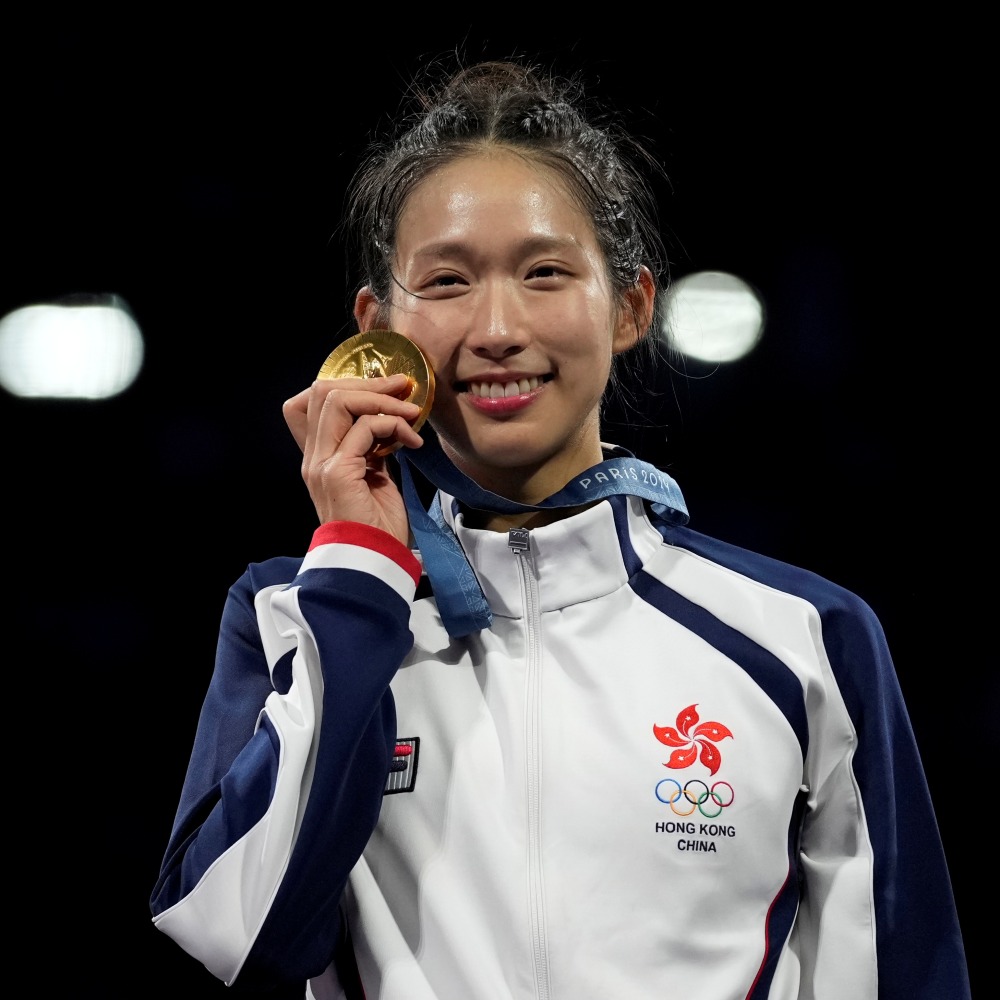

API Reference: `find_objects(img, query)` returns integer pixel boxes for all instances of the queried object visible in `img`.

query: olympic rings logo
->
[655,778,735,817]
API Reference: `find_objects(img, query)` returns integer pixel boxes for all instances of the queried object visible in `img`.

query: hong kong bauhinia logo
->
[653,706,736,841]
[653,703,733,775]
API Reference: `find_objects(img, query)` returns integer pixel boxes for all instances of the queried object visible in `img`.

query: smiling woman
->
[352,150,655,508]
[149,59,970,999]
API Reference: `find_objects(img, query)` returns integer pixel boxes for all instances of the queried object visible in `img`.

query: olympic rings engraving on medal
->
[655,778,735,817]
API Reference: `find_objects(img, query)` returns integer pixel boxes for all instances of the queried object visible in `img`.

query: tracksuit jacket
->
[150,489,970,999]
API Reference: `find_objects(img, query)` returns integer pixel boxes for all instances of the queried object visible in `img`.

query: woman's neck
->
[440,439,608,533]
[460,502,600,533]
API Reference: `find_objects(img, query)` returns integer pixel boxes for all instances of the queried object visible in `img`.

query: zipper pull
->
[508,527,530,554]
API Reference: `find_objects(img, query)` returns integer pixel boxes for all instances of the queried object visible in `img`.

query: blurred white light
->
[0,296,144,399]
[661,270,765,363]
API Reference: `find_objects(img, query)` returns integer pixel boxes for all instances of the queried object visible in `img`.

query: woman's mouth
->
[459,375,550,398]
[455,374,552,414]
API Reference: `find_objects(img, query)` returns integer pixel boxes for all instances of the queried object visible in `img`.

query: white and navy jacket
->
[150,491,969,999]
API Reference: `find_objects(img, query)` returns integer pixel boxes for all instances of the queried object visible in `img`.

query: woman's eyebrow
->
[407,234,586,263]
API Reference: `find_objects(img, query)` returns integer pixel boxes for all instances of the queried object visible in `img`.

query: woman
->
[150,61,969,999]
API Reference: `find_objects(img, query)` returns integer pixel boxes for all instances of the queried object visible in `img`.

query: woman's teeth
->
[467,376,542,398]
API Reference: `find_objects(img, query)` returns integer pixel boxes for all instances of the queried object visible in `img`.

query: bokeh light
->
[661,271,765,363]
[0,294,144,399]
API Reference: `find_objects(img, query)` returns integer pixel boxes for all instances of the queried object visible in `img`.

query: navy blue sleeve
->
[150,531,418,989]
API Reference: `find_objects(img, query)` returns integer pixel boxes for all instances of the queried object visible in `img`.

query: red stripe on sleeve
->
[309,521,422,587]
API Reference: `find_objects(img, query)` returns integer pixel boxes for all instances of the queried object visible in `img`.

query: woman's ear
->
[353,286,385,332]
[611,266,656,355]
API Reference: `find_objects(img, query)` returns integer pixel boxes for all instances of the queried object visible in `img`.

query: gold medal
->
[317,330,435,457]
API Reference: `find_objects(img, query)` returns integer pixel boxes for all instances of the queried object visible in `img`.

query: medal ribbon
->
[396,424,689,637]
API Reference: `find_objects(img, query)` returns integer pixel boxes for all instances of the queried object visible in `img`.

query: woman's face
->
[357,150,651,501]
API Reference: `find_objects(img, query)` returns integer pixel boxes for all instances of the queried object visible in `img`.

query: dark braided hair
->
[344,60,667,352]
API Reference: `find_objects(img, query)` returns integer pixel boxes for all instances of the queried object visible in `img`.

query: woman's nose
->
[465,283,528,357]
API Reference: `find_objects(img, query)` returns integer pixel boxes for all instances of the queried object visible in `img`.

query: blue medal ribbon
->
[396,424,689,638]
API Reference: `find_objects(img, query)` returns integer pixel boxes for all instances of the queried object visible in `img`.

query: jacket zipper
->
[510,528,550,1000]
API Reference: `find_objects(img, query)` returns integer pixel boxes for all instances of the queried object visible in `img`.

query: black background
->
[4,15,988,996]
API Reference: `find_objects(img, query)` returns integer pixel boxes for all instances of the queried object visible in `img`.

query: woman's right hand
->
[282,373,424,546]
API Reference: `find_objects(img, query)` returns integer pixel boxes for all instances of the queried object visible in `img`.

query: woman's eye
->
[415,271,469,298]
[527,265,563,281]
[430,273,466,287]
[416,273,468,298]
